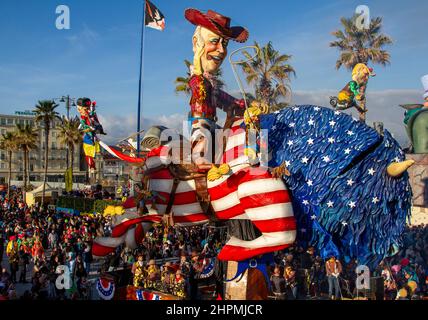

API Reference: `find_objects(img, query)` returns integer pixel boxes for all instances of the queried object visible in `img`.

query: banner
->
[65,167,73,192]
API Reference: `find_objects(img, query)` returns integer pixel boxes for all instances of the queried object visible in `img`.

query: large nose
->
[217,42,225,54]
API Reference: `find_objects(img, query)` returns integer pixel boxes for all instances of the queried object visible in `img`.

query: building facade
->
[0,111,87,187]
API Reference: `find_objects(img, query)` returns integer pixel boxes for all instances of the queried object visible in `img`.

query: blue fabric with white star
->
[260,105,412,268]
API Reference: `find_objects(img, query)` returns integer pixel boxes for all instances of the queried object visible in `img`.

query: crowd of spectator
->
[1,187,427,300]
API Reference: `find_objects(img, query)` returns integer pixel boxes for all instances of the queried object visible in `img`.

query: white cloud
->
[98,113,186,145]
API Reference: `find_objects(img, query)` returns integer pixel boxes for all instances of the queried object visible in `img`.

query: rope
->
[228,46,260,132]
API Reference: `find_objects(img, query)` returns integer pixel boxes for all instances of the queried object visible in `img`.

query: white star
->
[301,157,309,164]
[334,111,341,115]
[372,197,380,204]
[285,160,291,167]
[352,117,358,122]
[327,201,334,208]
[329,120,336,127]
[271,125,277,130]
[289,122,295,128]
[347,179,355,186]
[310,215,317,220]
[307,180,313,186]
[302,200,309,205]
[308,119,315,126]
[368,168,376,176]
[293,107,299,111]
[323,156,331,163]
[347,130,354,136]
[287,140,294,146]
[393,157,401,163]
[314,107,320,111]
[328,137,335,144]
[307,138,314,145]
[344,148,351,155]
[341,221,348,226]
[348,201,356,209]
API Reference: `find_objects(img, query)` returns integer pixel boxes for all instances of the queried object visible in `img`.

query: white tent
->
[25,183,57,206]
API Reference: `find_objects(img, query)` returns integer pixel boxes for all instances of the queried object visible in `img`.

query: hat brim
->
[185,8,249,43]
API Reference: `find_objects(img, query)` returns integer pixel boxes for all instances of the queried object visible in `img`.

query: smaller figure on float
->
[330,63,375,120]
[76,97,104,173]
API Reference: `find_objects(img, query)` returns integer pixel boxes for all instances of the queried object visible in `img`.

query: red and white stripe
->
[95,116,296,261]
[208,117,295,261]
[148,168,209,226]
[92,210,162,258]
[98,140,145,164]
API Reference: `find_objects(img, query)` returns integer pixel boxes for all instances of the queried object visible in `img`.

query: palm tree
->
[240,41,295,112]
[34,100,60,204]
[174,59,225,96]
[330,16,393,122]
[58,116,82,191]
[330,16,392,70]
[0,131,18,199]
[15,124,39,191]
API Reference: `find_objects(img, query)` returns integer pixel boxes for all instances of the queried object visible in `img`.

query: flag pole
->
[136,0,146,157]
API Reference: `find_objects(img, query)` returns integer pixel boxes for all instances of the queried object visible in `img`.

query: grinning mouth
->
[208,54,224,63]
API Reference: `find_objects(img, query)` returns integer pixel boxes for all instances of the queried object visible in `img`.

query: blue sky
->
[0,0,426,144]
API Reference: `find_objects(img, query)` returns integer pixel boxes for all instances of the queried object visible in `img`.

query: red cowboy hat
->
[185,8,249,43]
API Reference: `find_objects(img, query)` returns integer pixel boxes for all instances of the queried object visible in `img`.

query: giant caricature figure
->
[185,9,247,169]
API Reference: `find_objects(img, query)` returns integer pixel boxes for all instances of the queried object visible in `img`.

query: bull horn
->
[387,160,415,177]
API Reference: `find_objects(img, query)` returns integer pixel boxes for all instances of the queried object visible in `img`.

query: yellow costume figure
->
[145,260,160,289]
[161,262,175,293]
[6,238,19,263]
[132,261,146,288]
[172,270,186,299]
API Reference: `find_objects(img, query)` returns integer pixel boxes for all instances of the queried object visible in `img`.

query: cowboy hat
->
[148,259,156,266]
[185,8,249,43]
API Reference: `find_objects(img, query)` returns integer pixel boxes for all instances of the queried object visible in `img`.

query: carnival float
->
[72,7,419,300]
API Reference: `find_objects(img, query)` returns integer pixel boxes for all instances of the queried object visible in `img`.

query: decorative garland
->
[96,278,115,300]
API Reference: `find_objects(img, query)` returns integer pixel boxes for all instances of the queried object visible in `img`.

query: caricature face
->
[193,27,229,74]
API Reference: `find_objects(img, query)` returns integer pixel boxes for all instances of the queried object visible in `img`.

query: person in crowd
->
[284,266,298,300]
[6,236,19,283]
[132,254,146,288]
[270,266,286,300]
[325,255,342,300]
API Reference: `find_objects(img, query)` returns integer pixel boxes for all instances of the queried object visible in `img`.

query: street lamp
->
[53,95,77,178]
[53,95,77,120]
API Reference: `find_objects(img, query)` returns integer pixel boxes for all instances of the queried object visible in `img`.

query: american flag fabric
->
[144,117,296,261]
[136,289,161,300]
[260,105,412,268]
[207,118,296,261]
